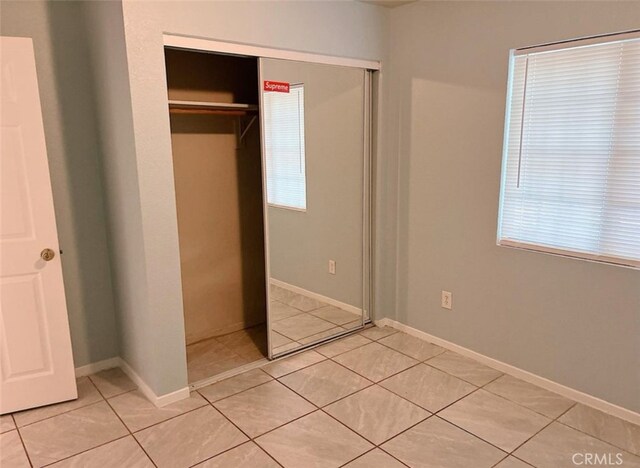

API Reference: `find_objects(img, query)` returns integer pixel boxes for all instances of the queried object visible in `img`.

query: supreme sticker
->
[263,81,290,93]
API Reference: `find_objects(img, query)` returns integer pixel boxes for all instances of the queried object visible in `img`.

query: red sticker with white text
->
[263,81,290,93]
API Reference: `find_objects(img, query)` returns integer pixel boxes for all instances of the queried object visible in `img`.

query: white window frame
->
[497,30,640,269]
[264,83,307,211]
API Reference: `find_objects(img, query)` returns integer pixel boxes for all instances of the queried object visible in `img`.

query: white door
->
[0,37,77,414]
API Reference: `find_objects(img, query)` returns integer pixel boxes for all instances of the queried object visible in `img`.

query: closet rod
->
[168,99,258,113]
[169,108,250,116]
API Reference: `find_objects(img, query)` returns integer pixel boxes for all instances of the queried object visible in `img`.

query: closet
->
[164,40,376,388]
[165,49,267,384]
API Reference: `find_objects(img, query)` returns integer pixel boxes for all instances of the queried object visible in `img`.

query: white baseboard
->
[270,278,363,316]
[75,357,189,408]
[74,357,121,378]
[118,358,190,408]
[376,318,640,426]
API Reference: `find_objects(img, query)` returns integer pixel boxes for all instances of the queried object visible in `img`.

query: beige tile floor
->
[185,285,363,383]
[3,327,640,468]
[186,325,268,383]
[269,285,363,355]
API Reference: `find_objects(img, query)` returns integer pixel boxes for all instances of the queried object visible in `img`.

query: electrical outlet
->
[441,291,452,310]
[329,260,336,275]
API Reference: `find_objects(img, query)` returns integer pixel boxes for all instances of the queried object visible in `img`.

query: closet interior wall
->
[165,49,266,351]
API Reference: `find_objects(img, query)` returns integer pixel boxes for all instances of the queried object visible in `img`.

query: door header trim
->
[163,34,382,71]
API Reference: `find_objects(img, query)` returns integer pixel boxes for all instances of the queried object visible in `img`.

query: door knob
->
[41,248,55,261]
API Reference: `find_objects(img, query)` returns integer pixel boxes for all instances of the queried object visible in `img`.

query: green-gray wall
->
[0,1,118,367]
[84,0,388,396]
[385,1,640,412]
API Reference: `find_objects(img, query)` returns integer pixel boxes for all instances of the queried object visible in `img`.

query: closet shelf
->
[168,100,258,115]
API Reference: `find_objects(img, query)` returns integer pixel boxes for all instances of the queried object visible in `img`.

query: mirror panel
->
[260,58,370,357]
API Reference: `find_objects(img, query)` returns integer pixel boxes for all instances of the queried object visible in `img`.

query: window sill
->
[267,203,306,213]
[497,239,639,270]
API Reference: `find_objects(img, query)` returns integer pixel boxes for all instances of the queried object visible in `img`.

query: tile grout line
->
[11,328,637,467]
[358,327,399,341]
[479,375,578,421]
[316,335,374,359]
[185,408,254,467]
[195,369,274,404]
[317,406,383,448]
[38,435,132,468]
[126,402,206,434]
[78,377,279,466]
[326,336,498,421]
[13,418,34,468]
[103,404,158,468]
[423,372,542,455]
[429,371,570,463]
[278,377,376,411]
[252,442,286,468]
[370,446,413,468]
[504,402,579,460]
[330,346,417,377]
[209,370,378,466]
[339,331,619,459]
[337,446,411,468]
[4,339,471,467]
[2,327,394,463]
[380,376,480,417]
[490,452,539,468]
[553,408,640,457]
[187,335,262,384]
[489,454,511,468]
[375,337,448,362]
[327,360,420,407]
[379,329,640,448]
[261,353,329,379]
[208,355,388,465]
[184,398,285,468]
[15,377,116,467]
[378,382,513,457]
[271,319,372,359]
[10,376,131,430]
[270,293,363,345]
[299,366,500,467]
[273,318,345,343]
[122,359,639,468]
[90,376,159,468]
[266,355,437,462]
[325,348,521,457]
[335,447,379,468]
[188,330,637,465]
[421,355,505,387]
[505,400,600,468]
[340,330,636,463]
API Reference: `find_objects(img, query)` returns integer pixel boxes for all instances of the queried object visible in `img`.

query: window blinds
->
[498,33,640,268]
[263,84,307,210]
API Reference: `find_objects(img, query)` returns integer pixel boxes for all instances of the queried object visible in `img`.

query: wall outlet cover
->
[441,291,452,310]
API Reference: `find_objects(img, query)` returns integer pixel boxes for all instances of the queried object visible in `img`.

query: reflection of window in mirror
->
[264,84,307,211]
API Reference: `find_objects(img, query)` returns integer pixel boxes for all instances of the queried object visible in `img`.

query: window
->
[263,84,307,210]
[498,32,640,268]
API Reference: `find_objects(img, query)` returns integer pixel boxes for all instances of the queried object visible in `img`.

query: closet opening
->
[164,48,267,385]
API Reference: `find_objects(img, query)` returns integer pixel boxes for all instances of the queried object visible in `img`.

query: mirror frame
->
[258,61,375,359]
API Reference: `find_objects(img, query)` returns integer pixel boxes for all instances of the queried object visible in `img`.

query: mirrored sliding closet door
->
[259,58,372,358]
